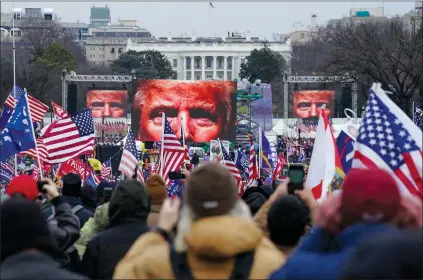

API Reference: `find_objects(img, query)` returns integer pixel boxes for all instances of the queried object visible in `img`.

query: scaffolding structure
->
[236,83,264,142]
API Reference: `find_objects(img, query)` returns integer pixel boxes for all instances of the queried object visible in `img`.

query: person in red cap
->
[269,168,422,280]
[6,175,40,202]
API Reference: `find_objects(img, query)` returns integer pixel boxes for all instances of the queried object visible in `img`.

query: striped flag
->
[19,138,48,163]
[136,166,144,183]
[0,162,15,184]
[42,109,95,164]
[101,160,111,179]
[52,101,68,119]
[353,84,422,197]
[118,129,140,179]
[219,140,245,196]
[273,154,286,182]
[5,86,49,123]
[247,139,258,186]
[32,165,40,181]
[157,116,186,186]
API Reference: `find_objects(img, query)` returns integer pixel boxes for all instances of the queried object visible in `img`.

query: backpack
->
[169,245,255,280]
[48,204,84,254]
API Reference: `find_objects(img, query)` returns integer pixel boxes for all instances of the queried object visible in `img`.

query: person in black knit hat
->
[0,198,87,279]
[267,195,311,256]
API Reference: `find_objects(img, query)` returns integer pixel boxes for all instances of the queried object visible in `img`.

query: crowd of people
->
[0,162,421,279]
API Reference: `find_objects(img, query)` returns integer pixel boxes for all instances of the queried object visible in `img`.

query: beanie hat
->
[1,198,59,261]
[62,173,82,197]
[185,163,238,218]
[145,175,167,204]
[108,179,151,223]
[340,168,401,225]
[6,175,39,201]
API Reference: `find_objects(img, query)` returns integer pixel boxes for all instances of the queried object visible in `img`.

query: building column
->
[201,56,205,80]
[213,56,217,79]
[231,57,236,80]
[223,56,228,80]
[182,56,187,80]
[190,56,194,80]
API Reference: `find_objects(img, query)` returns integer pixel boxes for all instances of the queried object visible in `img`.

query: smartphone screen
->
[288,169,305,184]
[169,171,185,180]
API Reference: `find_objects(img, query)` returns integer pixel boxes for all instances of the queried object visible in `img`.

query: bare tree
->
[313,17,423,115]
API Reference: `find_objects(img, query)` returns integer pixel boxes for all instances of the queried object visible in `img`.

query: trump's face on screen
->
[133,80,236,142]
[86,90,127,118]
[293,90,334,118]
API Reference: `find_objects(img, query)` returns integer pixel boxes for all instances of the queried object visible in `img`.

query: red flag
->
[51,101,68,119]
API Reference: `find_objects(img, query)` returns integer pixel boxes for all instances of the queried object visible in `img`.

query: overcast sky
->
[1,1,416,39]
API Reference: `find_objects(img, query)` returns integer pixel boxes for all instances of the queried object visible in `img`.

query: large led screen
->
[132,80,237,142]
[293,90,335,118]
[86,89,128,118]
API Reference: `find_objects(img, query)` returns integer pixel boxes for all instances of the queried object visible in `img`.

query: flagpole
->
[181,116,187,169]
[258,127,262,171]
[159,113,165,177]
[24,89,43,179]
[12,2,18,174]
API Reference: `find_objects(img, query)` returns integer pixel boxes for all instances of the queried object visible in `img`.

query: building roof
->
[60,22,89,28]
[90,7,110,20]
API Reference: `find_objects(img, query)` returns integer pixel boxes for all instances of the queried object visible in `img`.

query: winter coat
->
[43,196,93,229]
[75,202,110,258]
[80,180,150,279]
[147,203,161,227]
[114,201,285,279]
[46,196,81,253]
[0,252,87,279]
[269,223,402,280]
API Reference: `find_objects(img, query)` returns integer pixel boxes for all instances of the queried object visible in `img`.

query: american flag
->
[101,160,111,179]
[0,162,15,184]
[118,129,143,182]
[157,117,186,186]
[219,140,245,196]
[143,164,151,181]
[19,138,48,163]
[42,109,95,164]
[32,165,40,181]
[5,86,49,123]
[273,155,286,181]
[353,86,422,197]
[247,139,258,186]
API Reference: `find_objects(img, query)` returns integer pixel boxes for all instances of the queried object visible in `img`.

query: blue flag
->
[261,131,273,169]
[235,148,249,181]
[1,94,36,162]
[87,172,98,187]
[0,105,13,130]
[168,180,183,198]
[336,130,355,174]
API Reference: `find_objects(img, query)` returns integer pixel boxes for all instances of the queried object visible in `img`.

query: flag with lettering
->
[235,148,249,181]
[0,162,14,184]
[42,109,95,164]
[52,101,68,119]
[353,85,422,197]
[336,130,355,174]
[1,93,36,162]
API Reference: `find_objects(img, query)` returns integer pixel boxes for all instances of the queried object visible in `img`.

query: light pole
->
[296,118,303,143]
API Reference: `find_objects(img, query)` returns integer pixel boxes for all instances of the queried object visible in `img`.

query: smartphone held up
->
[287,164,306,194]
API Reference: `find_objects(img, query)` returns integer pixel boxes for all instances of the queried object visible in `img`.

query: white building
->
[126,31,291,80]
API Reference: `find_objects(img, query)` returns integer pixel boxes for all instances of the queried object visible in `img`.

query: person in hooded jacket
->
[145,174,167,226]
[80,179,151,279]
[269,168,423,280]
[241,180,273,215]
[0,198,87,279]
[114,163,285,279]
[74,202,110,258]
[80,184,97,213]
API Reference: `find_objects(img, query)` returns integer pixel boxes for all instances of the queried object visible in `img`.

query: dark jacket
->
[191,154,199,165]
[80,179,151,279]
[269,223,401,280]
[0,252,87,279]
[43,196,93,229]
[46,196,81,253]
